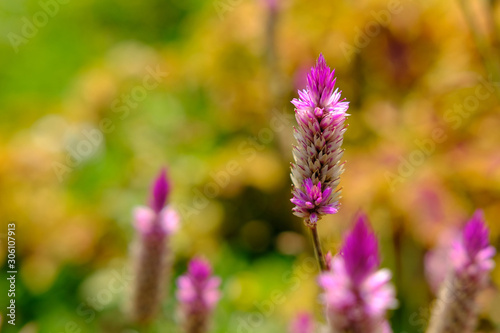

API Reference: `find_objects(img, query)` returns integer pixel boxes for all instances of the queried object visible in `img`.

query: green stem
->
[310,226,327,271]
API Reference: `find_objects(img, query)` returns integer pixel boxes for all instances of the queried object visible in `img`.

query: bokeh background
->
[1,0,500,331]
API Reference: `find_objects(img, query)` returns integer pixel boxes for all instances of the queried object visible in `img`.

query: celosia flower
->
[452,210,495,276]
[427,210,495,333]
[318,213,397,333]
[131,169,179,324]
[289,312,315,333]
[177,258,221,333]
[290,54,349,227]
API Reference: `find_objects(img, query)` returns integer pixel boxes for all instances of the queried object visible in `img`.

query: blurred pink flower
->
[289,312,315,333]
[427,210,496,333]
[318,213,397,333]
[177,258,221,333]
[452,210,496,278]
[131,168,179,323]
[134,169,179,235]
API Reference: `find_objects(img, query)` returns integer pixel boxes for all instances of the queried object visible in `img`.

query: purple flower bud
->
[318,213,397,333]
[427,210,496,333]
[130,169,179,324]
[177,258,221,333]
[463,210,490,260]
[342,213,380,284]
[450,209,495,280]
[290,54,349,227]
[289,312,315,333]
[150,168,170,214]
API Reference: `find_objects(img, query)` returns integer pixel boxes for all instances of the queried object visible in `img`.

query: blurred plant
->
[130,169,180,324]
[457,0,500,86]
[289,312,315,333]
[176,257,221,333]
[290,54,349,270]
[426,210,495,333]
[318,213,397,333]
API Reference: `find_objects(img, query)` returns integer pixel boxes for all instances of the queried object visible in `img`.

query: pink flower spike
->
[318,213,397,333]
[290,54,349,227]
[450,209,496,277]
[427,210,496,333]
[130,168,179,324]
[176,258,221,333]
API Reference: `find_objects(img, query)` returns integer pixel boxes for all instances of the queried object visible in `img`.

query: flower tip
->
[342,212,380,282]
[353,210,370,228]
[313,107,323,118]
[349,211,374,243]
[151,168,170,213]
[471,209,485,223]
[189,257,213,280]
[316,53,326,66]
[463,209,490,258]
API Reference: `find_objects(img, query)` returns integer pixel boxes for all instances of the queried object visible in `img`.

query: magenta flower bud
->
[150,168,170,214]
[427,210,495,333]
[289,312,315,333]
[290,54,349,228]
[454,210,494,277]
[318,213,397,333]
[130,169,179,324]
[176,258,221,333]
[342,213,380,285]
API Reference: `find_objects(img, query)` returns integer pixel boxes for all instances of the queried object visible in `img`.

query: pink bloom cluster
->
[177,258,221,333]
[451,210,495,281]
[318,213,397,333]
[427,210,495,333]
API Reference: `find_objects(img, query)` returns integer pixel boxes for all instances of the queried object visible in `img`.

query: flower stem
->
[310,226,326,271]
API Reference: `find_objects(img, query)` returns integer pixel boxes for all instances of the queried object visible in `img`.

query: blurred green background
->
[1,0,500,332]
